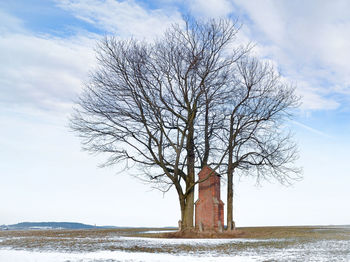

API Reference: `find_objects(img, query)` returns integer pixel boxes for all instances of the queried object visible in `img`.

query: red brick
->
[195,166,224,230]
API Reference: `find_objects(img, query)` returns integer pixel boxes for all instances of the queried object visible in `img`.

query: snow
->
[2,237,350,262]
[0,249,256,262]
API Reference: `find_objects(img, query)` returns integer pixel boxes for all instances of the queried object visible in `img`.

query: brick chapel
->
[195,166,224,231]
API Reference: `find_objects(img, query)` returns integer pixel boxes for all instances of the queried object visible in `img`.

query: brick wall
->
[195,166,224,230]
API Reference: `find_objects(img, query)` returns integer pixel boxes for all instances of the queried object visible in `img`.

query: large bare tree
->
[70,18,247,229]
[71,16,301,230]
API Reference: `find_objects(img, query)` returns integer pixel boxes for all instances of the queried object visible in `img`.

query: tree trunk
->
[183,190,194,229]
[183,120,195,229]
[202,98,210,167]
[179,192,194,230]
[227,167,234,230]
[226,116,234,231]
[179,197,185,230]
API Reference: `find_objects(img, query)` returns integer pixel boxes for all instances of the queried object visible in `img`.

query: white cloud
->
[232,0,350,111]
[56,0,182,39]
[5,0,348,113]
[0,32,96,112]
[188,0,234,18]
[0,1,183,114]
[297,87,339,111]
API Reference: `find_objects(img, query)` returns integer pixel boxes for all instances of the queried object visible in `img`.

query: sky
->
[1,0,350,227]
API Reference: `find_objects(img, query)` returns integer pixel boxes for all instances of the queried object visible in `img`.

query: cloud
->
[2,0,349,114]
[0,1,183,114]
[232,0,350,111]
[0,30,96,113]
[188,0,234,18]
[55,0,182,39]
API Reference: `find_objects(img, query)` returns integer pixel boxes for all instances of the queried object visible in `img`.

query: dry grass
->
[135,226,350,240]
[239,226,350,240]
[140,228,245,239]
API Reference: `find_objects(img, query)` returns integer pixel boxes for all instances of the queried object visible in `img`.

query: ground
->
[0,226,350,261]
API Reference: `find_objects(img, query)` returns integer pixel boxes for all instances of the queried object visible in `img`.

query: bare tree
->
[71,16,301,231]
[70,18,247,229]
[220,57,302,230]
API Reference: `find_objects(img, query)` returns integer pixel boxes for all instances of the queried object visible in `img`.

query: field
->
[1,226,350,261]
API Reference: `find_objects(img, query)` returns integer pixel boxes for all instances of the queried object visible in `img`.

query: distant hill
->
[0,222,117,230]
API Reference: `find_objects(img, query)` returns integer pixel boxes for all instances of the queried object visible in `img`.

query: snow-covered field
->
[1,227,350,261]
[0,248,257,262]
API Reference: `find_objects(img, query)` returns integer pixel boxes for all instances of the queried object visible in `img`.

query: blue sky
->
[1,0,350,227]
